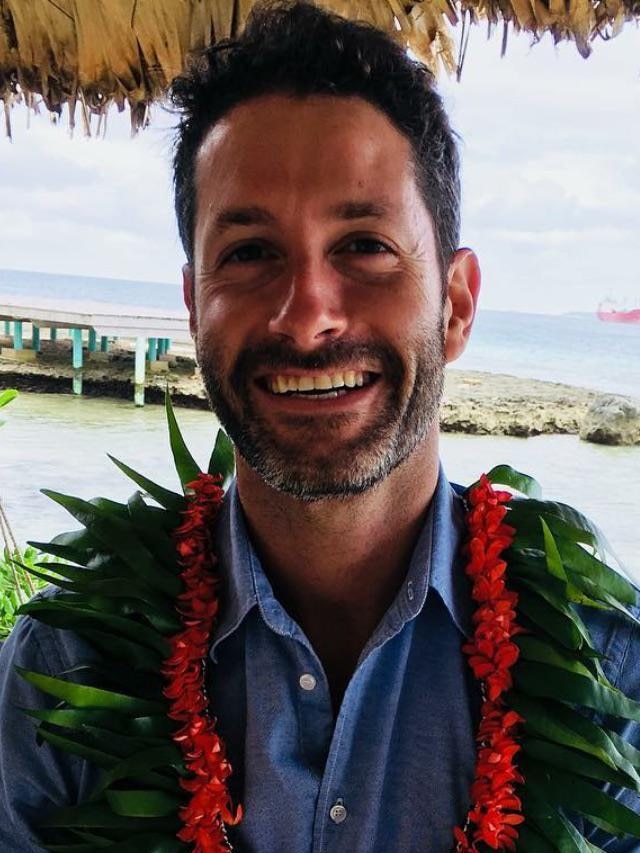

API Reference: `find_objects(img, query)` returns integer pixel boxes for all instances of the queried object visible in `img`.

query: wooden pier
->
[0,294,191,406]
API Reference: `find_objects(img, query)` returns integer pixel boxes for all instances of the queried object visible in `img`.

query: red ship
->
[597,299,640,324]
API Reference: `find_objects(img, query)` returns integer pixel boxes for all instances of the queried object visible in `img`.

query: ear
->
[182,264,197,338]
[443,248,481,364]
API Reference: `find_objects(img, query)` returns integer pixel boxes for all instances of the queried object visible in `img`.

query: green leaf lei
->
[13,395,640,853]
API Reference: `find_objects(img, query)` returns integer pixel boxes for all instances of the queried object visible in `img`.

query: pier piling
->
[72,328,83,395]
[134,337,146,406]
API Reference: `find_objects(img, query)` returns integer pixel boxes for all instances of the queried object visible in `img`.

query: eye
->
[222,242,278,265]
[339,237,392,255]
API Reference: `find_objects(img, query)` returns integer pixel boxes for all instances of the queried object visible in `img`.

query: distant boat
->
[597,299,640,324]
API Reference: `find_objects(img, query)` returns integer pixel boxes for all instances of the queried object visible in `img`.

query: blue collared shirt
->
[1,471,639,853]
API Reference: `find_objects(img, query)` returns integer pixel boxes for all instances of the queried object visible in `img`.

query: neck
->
[234,436,440,704]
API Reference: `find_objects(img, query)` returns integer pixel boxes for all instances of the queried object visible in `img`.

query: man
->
[1,3,639,852]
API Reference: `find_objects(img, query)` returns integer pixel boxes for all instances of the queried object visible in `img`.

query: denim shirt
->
[1,471,639,853]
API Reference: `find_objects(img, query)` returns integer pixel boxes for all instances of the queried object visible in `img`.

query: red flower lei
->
[163,473,524,853]
[162,473,242,853]
[455,475,525,853]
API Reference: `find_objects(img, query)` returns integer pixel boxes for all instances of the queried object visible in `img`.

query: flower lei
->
[455,475,525,853]
[16,409,640,853]
[163,472,526,853]
[162,473,241,853]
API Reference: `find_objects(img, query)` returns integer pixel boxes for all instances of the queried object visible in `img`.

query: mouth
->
[256,369,380,401]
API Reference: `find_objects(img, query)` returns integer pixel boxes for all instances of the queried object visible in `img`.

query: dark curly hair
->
[170,0,460,276]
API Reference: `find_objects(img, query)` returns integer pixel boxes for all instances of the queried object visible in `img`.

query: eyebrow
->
[211,199,393,234]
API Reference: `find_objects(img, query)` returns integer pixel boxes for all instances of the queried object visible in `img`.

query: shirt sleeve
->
[579,601,640,853]
[0,606,101,853]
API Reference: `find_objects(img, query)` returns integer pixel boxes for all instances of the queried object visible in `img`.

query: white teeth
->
[314,374,333,390]
[269,371,370,394]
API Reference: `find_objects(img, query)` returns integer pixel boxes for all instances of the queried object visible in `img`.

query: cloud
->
[1,29,638,312]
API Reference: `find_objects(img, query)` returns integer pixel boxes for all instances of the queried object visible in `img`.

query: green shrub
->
[0,546,55,640]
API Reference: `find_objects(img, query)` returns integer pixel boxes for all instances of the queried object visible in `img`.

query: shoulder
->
[0,584,95,678]
[579,577,640,694]
[0,586,100,853]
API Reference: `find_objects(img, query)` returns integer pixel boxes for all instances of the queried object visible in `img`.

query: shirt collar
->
[429,473,473,639]
[210,466,472,660]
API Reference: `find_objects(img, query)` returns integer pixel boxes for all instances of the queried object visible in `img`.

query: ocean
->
[2,267,639,397]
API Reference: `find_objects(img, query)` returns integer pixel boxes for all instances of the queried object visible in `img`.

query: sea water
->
[1,393,638,579]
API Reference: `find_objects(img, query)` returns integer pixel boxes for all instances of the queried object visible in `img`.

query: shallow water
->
[2,391,638,578]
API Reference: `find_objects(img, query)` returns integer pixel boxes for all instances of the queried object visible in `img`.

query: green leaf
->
[79,630,164,673]
[541,519,568,582]
[516,588,583,650]
[108,455,186,514]
[524,759,640,837]
[208,428,235,486]
[515,636,595,678]
[522,792,587,853]
[510,693,640,782]
[514,661,640,721]
[559,540,638,608]
[516,824,560,853]
[38,492,180,597]
[522,788,593,853]
[17,600,169,657]
[41,802,179,831]
[34,727,119,769]
[509,505,599,554]
[485,465,542,498]
[165,389,201,489]
[510,498,612,558]
[99,746,184,792]
[15,668,164,714]
[510,568,606,678]
[0,388,18,408]
[606,729,640,772]
[564,571,640,627]
[27,539,92,566]
[45,834,187,853]
[522,737,640,791]
[105,790,180,818]
[22,707,133,734]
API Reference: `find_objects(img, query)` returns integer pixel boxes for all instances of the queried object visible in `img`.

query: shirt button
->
[407,580,415,601]
[299,673,317,691]
[330,801,347,823]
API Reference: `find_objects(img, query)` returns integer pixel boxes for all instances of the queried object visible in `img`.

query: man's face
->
[186,94,460,500]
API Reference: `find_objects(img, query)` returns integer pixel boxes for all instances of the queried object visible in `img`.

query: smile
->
[259,370,379,400]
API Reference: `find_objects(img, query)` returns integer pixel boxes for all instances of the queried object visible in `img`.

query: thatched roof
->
[0,0,636,136]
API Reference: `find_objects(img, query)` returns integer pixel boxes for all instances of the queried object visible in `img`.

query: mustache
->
[228,339,405,393]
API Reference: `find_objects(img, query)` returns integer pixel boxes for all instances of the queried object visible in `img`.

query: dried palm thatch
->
[0,0,637,137]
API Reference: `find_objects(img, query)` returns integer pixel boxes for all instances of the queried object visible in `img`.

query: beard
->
[196,321,445,502]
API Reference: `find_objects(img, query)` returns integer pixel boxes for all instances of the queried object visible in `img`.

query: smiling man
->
[174,8,482,724]
[2,2,640,853]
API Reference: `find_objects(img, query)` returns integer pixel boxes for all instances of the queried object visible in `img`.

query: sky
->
[0,24,639,315]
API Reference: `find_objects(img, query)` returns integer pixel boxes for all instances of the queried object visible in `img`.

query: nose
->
[267,260,348,350]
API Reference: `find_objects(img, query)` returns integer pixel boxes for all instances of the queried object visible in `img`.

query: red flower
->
[162,473,242,853]
[455,476,524,853]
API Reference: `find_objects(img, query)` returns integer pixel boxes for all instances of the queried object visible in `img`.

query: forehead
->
[193,94,423,222]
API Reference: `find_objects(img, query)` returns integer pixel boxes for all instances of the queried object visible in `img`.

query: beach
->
[0,337,604,437]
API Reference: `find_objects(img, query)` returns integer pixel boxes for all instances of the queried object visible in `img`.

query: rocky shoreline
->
[1,340,638,443]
